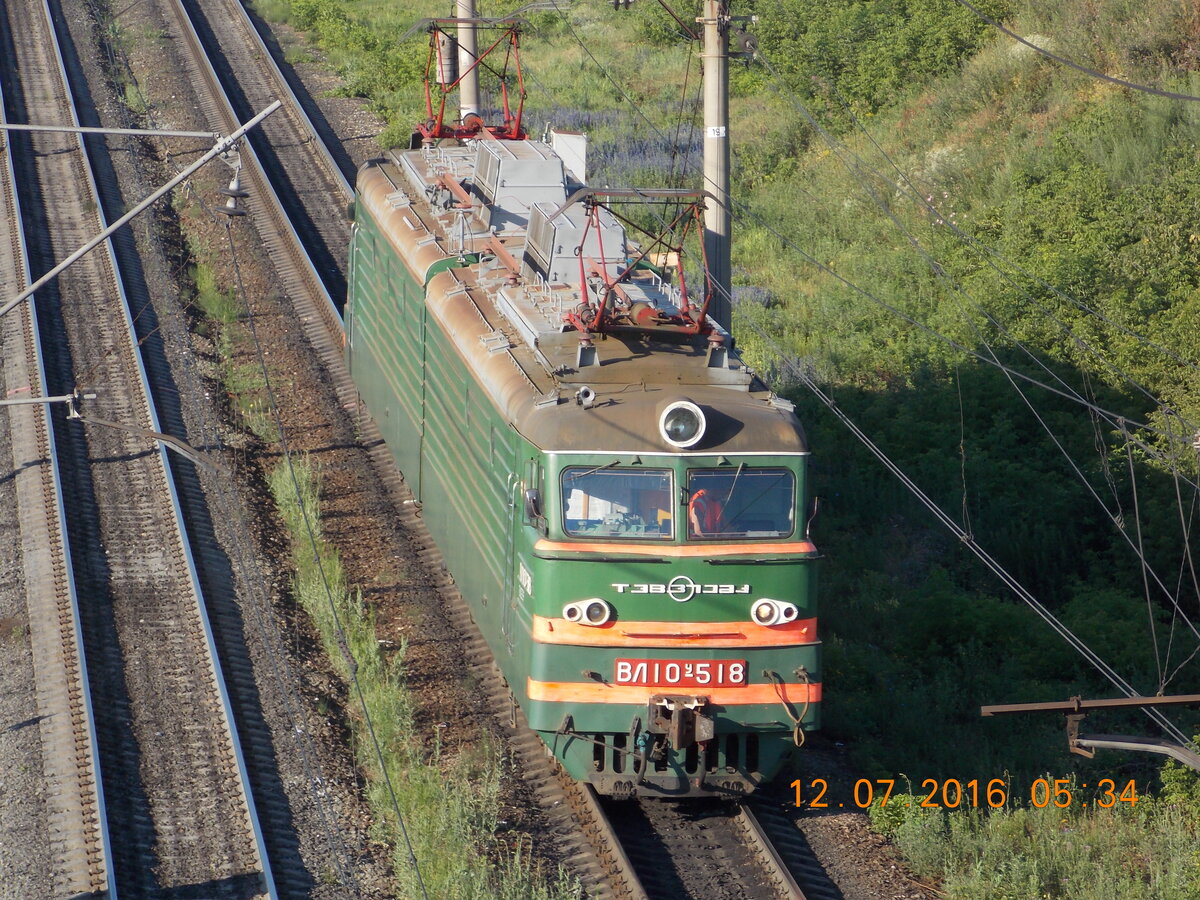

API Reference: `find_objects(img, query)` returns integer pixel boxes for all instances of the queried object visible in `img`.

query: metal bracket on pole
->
[0,101,282,320]
[78,413,229,474]
[1,390,226,473]
[0,123,221,141]
[981,693,1200,772]
[1064,712,1092,758]
[0,389,96,416]
[1072,734,1200,771]
[219,146,241,173]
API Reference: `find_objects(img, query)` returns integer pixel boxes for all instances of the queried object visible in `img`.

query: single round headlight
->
[751,600,780,626]
[583,600,610,625]
[659,400,706,449]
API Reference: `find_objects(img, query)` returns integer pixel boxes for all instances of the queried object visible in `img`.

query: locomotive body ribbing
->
[346,137,821,796]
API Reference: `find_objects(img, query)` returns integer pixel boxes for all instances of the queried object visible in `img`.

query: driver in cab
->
[687,488,724,537]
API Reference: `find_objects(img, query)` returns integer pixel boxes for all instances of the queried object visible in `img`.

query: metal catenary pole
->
[458,0,479,119]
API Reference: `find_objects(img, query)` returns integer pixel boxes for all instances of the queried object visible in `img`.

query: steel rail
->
[0,58,113,900]
[737,802,808,899]
[225,0,353,200]
[578,786,649,899]
[164,0,343,335]
[187,12,809,890]
[40,0,278,891]
[19,0,277,892]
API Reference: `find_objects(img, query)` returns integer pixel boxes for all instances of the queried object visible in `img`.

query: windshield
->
[561,467,673,539]
[686,468,795,539]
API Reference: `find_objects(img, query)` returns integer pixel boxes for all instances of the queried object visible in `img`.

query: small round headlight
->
[751,600,779,626]
[750,598,799,626]
[583,600,610,625]
[659,400,706,449]
[563,598,612,627]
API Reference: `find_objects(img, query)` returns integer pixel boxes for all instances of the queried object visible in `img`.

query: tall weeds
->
[268,456,577,899]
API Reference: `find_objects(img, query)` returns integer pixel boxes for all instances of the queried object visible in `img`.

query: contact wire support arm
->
[0,102,281,319]
[981,694,1200,772]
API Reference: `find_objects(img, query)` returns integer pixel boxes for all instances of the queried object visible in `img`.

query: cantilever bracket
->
[1074,734,1200,772]
[982,693,1200,772]
[1065,713,1093,759]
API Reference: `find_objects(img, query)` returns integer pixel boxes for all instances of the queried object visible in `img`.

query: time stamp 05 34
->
[791,777,1140,810]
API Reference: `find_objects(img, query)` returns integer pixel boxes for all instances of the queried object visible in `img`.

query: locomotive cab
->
[516,448,821,796]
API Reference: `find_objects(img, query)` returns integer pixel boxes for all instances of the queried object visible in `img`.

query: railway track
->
[598,796,800,898]
[0,34,110,899]
[173,0,353,301]
[0,0,277,893]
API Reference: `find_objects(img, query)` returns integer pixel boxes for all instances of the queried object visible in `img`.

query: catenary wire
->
[723,276,1195,746]
[750,48,1200,656]
[769,57,1200,438]
[776,54,1200,675]
[951,0,1200,104]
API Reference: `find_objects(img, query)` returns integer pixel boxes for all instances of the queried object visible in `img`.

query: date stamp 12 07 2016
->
[791,777,1139,810]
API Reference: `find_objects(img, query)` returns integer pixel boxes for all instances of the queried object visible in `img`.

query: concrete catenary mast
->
[700,0,731,331]
[458,0,480,121]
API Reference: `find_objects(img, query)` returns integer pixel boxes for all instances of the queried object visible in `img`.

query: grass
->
[221,353,280,443]
[869,784,1200,898]
[192,262,241,325]
[176,212,280,443]
[268,456,578,900]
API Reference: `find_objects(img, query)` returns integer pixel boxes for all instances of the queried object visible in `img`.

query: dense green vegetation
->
[269,459,575,899]
[254,0,1200,892]
[731,0,1200,778]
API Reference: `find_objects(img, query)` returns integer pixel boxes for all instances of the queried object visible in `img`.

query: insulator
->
[219,197,247,217]
[218,170,249,216]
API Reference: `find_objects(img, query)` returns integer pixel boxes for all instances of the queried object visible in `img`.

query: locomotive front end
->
[513,417,821,796]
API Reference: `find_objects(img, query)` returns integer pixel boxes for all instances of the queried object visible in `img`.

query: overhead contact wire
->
[725,282,1193,747]
[795,63,1200,669]
[770,52,1200,653]
[761,49,1200,445]
[1122,420,1165,690]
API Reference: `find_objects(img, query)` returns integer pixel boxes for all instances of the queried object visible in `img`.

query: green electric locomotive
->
[345,101,821,795]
